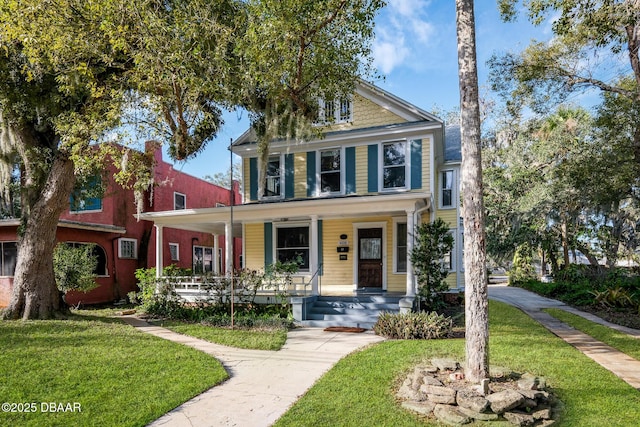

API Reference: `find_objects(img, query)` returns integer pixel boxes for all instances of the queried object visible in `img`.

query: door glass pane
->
[360,238,381,260]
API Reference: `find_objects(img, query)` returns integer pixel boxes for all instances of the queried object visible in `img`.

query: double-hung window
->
[382,141,407,189]
[319,149,341,193]
[276,225,309,271]
[264,156,281,198]
[441,170,454,208]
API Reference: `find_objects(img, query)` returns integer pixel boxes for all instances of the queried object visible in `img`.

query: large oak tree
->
[0,0,384,320]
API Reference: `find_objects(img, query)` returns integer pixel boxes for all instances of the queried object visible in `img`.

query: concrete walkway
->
[488,284,640,390]
[120,316,384,427]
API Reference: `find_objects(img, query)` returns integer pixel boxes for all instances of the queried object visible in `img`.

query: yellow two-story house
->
[140,81,462,324]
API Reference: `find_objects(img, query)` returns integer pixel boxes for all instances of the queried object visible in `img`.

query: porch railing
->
[165,274,312,297]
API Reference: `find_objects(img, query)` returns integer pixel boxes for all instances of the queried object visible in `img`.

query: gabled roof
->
[232,80,443,147]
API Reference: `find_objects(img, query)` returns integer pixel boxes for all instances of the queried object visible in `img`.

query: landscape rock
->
[396,360,561,426]
[457,406,499,421]
[401,400,436,415]
[456,390,489,413]
[433,404,472,425]
[486,390,525,414]
[503,410,535,426]
[421,384,457,404]
[432,358,459,371]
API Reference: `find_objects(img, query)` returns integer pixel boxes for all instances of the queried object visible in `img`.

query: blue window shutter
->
[306,151,316,197]
[285,153,295,199]
[410,139,422,189]
[345,147,356,194]
[264,222,273,267]
[317,220,323,275]
[249,158,258,201]
[367,144,378,193]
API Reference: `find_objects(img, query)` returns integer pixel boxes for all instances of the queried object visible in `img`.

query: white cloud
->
[372,0,438,74]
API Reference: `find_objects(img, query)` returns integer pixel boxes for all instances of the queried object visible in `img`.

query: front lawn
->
[275,301,640,426]
[545,308,640,360]
[151,319,288,350]
[0,315,228,427]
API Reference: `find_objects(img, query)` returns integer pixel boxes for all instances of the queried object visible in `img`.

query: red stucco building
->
[0,142,241,307]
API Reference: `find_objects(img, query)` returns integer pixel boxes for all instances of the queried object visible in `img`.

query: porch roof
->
[136,192,430,235]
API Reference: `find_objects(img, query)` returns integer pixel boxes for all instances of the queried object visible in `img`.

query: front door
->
[358,228,383,288]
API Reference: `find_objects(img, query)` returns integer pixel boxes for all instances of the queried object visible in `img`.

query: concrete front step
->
[299,295,402,329]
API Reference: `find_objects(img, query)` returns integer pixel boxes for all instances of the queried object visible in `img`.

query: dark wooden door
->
[358,228,383,288]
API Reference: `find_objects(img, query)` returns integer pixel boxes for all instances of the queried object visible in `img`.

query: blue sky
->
[169,0,555,179]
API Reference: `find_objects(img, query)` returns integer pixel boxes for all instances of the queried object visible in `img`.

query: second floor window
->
[441,170,454,208]
[265,156,281,197]
[70,175,102,212]
[382,141,406,189]
[174,192,186,210]
[320,149,341,193]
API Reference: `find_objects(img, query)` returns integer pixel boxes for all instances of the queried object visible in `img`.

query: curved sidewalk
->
[120,316,384,427]
[488,285,640,390]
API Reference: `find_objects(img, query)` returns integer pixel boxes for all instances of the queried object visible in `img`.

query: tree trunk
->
[2,154,76,320]
[456,0,489,383]
[560,215,570,268]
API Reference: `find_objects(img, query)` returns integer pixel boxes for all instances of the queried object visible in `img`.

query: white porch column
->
[155,224,164,279]
[310,215,319,295]
[225,221,233,275]
[213,234,220,275]
[406,210,416,296]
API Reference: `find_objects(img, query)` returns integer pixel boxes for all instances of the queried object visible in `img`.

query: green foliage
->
[133,263,297,320]
[373,311,453,340]
[590,287,635,309]
[53,243,98,294]
[409,218,454,309]
[509,243,536,285]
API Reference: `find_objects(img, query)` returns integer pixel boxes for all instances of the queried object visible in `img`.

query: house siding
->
[321,219,355,287]
[243,223,265,271]
[295,153,307,199]
[355,145,368,194]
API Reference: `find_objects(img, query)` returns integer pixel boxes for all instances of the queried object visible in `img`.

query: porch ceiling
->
[136,192,430,234]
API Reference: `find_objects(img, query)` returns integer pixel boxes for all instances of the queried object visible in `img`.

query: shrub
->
[410,218,454,309]
[53,243,99,294]
[373,311,453,340]
[509,243,536,285]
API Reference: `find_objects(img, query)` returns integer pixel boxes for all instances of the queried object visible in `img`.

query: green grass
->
[151,320,288,350]
[275,301,640,427]
[545,308,640,361]
[0,315,228,427]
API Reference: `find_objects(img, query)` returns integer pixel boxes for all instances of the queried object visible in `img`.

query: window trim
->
[261,154,284,200]
[118,238,138,260]
[193,245,215,274]
[392,218,407,274]
[70,176,103,213]
[169,243,180,261]
[0,241,18,277]
[273,221,311,273]
[379,140,410,191]
[316,147,344,195]
[440,169,456,209]
[316,97,353,125]
[174,192,186,210]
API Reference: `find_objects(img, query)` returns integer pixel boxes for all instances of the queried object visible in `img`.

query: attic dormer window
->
[316,98,353,124]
